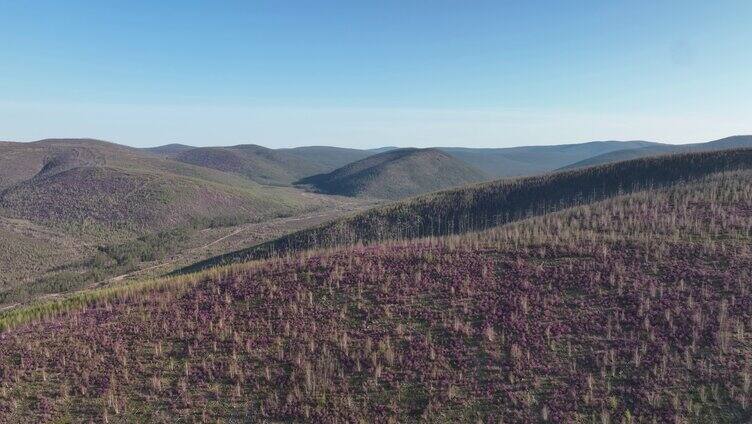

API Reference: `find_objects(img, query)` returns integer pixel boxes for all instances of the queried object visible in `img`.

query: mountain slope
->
[297,148,489,199]
[185,148,752,270]
[174,144,327,186]
[0,138,364,305]
[2,169,751,422]
[0,216,90,290]
[0,166,289,232]
[562,135,752,170]
[440,140,659,177]
[0,139,321,233]
[0,138,108,189]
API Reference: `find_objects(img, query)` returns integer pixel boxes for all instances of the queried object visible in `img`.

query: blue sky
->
[1,1,750,148]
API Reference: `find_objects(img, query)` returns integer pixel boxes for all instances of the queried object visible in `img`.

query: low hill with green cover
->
[297,148,490,199]
[174,144,332,186]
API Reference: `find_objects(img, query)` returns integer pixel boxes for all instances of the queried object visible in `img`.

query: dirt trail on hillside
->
[96,198,378,287]
[2,196,377,312]
[106,227,246,283]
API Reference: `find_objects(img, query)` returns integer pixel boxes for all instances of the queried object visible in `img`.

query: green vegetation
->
[1,167,751,421]
[185,148,752,271]
[0,271,207,332]
[0,138,357,305]
[0,210,288,305]
[3,138,752,421]
[98,227,190,267]
[0,226,192,304]
[174,144,331,186]
[297,148,489,199]
[562,135,752,170]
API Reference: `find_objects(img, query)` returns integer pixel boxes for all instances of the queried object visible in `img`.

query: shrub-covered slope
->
[187,148,752,270]
[0,217,90,290]
[0,139,317,233]
[1,170,751,422]
[174,145,329,186]
[0,166,290,232]
[297,148,489,199]
[0,139,370,306]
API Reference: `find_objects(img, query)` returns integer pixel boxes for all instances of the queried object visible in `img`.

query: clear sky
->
[1,1,750,148]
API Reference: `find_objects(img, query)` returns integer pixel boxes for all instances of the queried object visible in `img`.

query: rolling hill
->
[0,138,364,304]
[0,139,106,189]
[173,144,331,186]
[0,139,318,233]
[150,140,663,185]
[184,148,752,271]
[562,135,752,170]
[0,216,90,291]
[149,144,389,185]
[2,163,750,422]
[297,148,489,199]
[137,138,720,186]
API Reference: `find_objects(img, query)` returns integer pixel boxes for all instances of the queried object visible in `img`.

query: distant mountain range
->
[142,140,666,183]
[4,135,751,216]
[278,146,380,170]
[5,134,748,298]
[439,140,658,177]
[0,138,356,303]
[134,135,752,199]
[142,136,752,188]
[560,135,752,170]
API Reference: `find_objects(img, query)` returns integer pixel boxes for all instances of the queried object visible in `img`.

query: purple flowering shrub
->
[0,172,751,422]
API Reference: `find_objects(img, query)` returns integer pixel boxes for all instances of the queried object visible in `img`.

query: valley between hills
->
[5,3,751,422]
[1,136,752,422]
